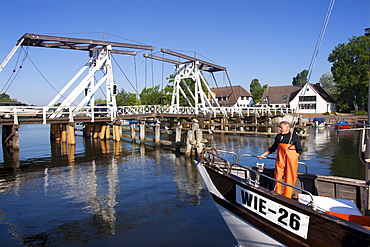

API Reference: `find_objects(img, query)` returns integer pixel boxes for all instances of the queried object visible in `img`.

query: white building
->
[259,83,336,114]
[210,85,254,107]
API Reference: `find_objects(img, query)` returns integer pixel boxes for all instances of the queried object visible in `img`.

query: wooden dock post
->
[68,123,76,145]
[92,124,100,139]
[100,125,107,139]
[139,121,145,144]
[54,124,61,141]
[61,124,67,143]
[155,123,161,146]
[2,124,20,151]
[130,123,136,142]
[113,124,121,142]
[185,128,193,157]
[105,125,110,139]
[83,123,93,138]
[175,124,182,152]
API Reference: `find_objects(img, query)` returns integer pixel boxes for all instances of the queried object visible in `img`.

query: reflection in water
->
[0,125,232,246]
[0,124,366,246]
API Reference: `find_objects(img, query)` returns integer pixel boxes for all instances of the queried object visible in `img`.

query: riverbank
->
[298,113,368,125]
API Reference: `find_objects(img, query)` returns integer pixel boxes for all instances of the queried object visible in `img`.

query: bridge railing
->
[0,105,294,124]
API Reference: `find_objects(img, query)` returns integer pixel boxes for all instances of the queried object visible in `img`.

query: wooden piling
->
[155,123,161,146]
[139,122,145,144]
[61,124,67,143]
[105,125,110,139]
[2,124,19,151]
[175,125,182,152]
[68,123,76,145]
[92,124,100,139]
[130,123,136,142]
[100,125,107,139]
[113,125,121,142]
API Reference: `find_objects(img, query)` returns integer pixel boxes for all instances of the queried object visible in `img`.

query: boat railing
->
[213,150,308,174]
[199,149,317,210]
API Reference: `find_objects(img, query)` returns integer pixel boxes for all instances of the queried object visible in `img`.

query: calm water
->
[0,125,365,246]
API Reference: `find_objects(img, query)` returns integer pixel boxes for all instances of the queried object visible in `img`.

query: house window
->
[282,95,287,100]
[299,96,316,101]
[299,103,316,109]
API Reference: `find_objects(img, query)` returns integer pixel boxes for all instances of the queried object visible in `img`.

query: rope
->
[307,0,335,82]
[292,0,335,130]
[1,46,28,93]
[111,55,139,94]
[134,56,138,99]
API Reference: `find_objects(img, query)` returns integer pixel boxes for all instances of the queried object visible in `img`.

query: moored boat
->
[333,120,350,129]
[195,148,370,246]
[312,117,326,128]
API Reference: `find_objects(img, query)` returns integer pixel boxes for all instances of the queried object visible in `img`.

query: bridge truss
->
[144,48,227,116]
[0,33,154,118]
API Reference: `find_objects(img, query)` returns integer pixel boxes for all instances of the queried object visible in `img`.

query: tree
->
[249,78,263,101]
[328,35,370,112]
[0,93,18,102]
[94,98,106,105]
[292,70,309,86]
[140,85,165,105]
[115,88,140,106]
[319,73,338,102]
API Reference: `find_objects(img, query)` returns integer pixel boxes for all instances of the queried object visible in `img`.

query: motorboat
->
[311,117,326,128]
[333,120,350,129]
[195,148,370,246]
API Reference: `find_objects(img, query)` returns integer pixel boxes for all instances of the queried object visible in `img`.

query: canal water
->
[0,125,365,246]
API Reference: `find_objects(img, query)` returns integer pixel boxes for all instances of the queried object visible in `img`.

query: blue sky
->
[0,0,369,105]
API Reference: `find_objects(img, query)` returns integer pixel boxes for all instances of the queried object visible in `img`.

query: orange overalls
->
[274,142,299,198]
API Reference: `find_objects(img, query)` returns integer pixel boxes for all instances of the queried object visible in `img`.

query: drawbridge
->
[0,33,290,124]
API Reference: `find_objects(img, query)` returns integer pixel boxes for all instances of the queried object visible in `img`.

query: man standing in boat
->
[257,121,302,198]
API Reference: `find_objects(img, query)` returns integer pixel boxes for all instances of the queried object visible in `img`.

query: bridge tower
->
[144,49,226,116]
[0,33,154,118]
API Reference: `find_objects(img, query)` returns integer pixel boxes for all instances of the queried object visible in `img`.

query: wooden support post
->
[61,124,67,143]
[130,123,136,142]
[196,127,203,156]
[155,123,161,146]
[240,120,244,132]
[100,125,107,139]
[83,123,92,138]
[106,125,110,139]
[139,122,145,144]
[175,125,182,152]
[2,124,19,151]
[50,123,56,140]
[113,125,121,142]
[55,124,61,141]
[185,123,196,157]
[68,123,76,145]
[92,124,100,139]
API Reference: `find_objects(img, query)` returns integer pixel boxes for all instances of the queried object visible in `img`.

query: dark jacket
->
[267,132,302,155]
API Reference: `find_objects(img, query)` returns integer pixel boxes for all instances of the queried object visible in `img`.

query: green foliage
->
[357,110,367,115]
[250,78,263,101]
[94,98,106,105]
[292,70,309,86]
[0,93,18,102]
[115,88,140,106]
[328,35,370,112]
[139,85,170,105]
[319,72,338,102]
